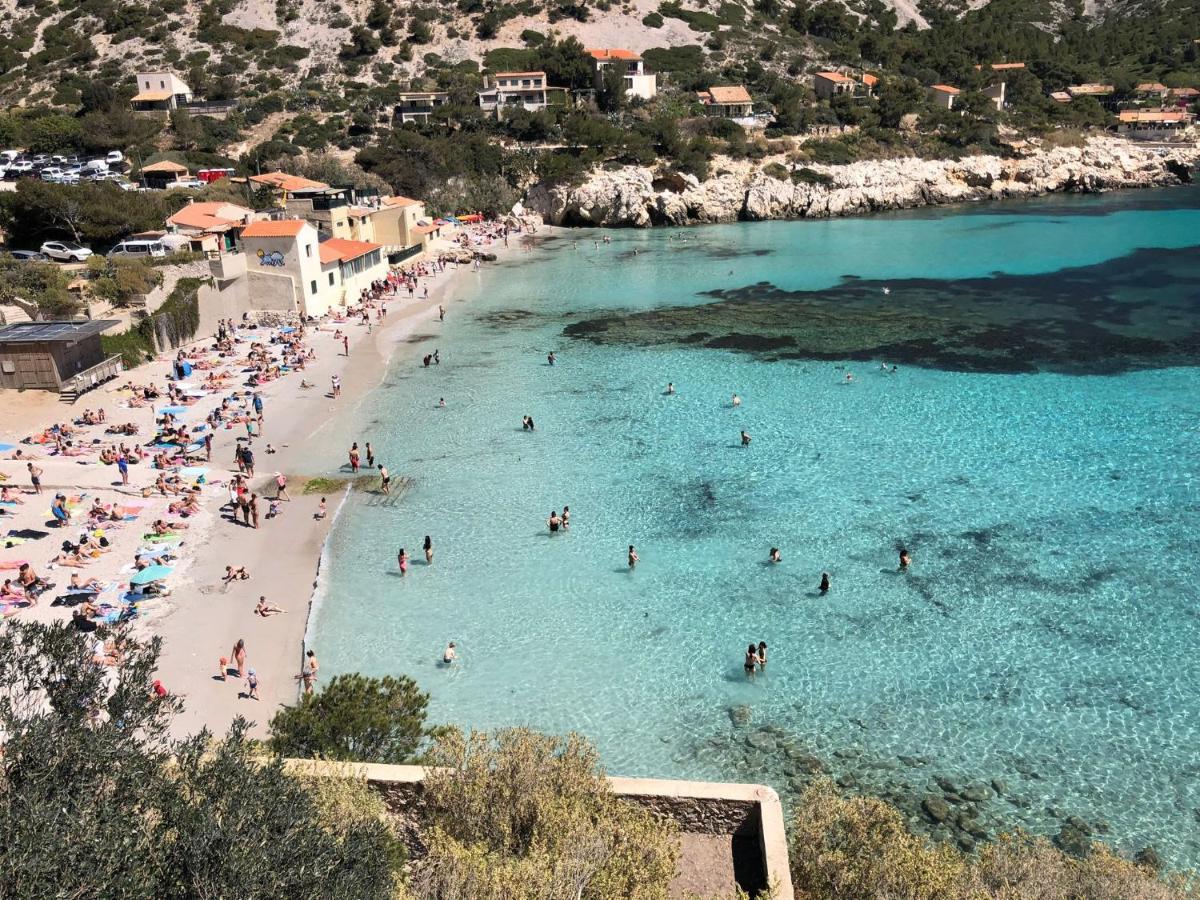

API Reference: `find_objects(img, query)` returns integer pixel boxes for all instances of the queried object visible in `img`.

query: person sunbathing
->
[52,548,88,568]
[69,573,102,592]
[1,579,24,600]
[223,565,250,583]
[0,486,23,504]
[152,518,186,534]
[168,496,199,516]
[255,596,285,616]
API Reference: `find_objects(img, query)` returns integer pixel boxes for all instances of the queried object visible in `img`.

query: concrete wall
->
[246,270,299,313]
[283,759,794,899]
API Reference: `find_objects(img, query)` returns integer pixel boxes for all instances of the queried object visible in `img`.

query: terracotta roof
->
[1135,82,1168,92]
[167,201,254,231]
[318,237,382,264]
[1171,87,1200,97]
[132,90,173,102]
[142,160,189,173]
[861,73,879,86]
[700,85,752,105]
[248,172,329,192]
[383,196,422,208]
[1117,109,1191,122]
[1067,83,1113,96]
[815,71,854,84]
[586,48,640,61]
[1050,91,1072,102]
[241,219,309,238]
[931,84,960,94]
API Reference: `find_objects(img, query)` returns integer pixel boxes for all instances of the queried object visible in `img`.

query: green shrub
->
[412,728,680,900]
[762,161,789,180]
[642,45,705,75]
[642,10,664,26]
[658,1,721,31]
[792,166,832,185]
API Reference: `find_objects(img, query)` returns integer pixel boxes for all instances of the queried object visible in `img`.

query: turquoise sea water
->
[311,187,1200,864]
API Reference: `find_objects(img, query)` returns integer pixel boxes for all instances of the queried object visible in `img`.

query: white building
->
[1115,109,1195,140]
[131,72,193,111]
[478,72,549,115]
[394,91,450,124]
[232,219,387,317]
[586,49,657,101]
[929,84,960,110]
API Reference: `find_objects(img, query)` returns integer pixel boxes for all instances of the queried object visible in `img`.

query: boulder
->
[745,731,776,753]
[1054,824,1092,857]
[1135,846,1162,871]
[922,796,952,823]
[961,783,992,803]
[728,705,752,728]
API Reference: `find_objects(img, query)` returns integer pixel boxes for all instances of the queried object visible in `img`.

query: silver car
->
[39,240,93,262]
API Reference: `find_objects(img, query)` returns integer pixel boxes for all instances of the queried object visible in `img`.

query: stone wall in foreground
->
[526,136,1199,228]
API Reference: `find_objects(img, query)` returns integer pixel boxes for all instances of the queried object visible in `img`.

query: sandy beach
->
[0,222,539,741]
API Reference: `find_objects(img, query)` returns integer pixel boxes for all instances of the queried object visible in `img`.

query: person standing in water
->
[548,511,561,533]
[349,443,360,473]
[547,351,556,366]
[757,641,768,670]
[378,464,391,495]
[769,548,782,563]
[731,393,741,407]
[744,643,759,678]
[741,430,751,447]
[398,548,409,574]
[423,535,433,564]
[443,641,456,664]
[628,545,639,568]
[438,305,445,322]
[899,549,911,570]
[666,383,675,395]
[365,442,375,468]
[819,572,830,594]
[561,506,570,530]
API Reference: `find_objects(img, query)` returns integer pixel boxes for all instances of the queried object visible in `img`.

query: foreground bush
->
[0,621,402,899]
[790,780,1198,900]
[410,727,680,900]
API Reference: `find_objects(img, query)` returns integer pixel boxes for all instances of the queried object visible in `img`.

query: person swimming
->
[819,572,830,594]
[769,548,781,563]
[732,393,741,407]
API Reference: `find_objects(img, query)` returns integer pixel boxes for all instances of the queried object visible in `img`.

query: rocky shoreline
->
[526,137,1199,228]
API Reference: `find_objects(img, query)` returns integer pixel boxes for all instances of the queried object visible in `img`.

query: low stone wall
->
[284,760,794,899]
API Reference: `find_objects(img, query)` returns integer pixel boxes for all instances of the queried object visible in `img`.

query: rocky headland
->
[526,137,1199,228]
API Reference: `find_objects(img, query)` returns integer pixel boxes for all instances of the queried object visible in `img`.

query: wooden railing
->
[61,354,123,399]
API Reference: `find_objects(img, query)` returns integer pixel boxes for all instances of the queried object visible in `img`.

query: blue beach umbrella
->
[130,565,173,585]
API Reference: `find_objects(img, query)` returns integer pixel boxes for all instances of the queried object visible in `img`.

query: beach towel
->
[8,529,48,540]
[142,533,181,543]
[0,560,28,570]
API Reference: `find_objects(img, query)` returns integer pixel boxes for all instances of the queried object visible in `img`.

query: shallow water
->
[311,187,1200,865]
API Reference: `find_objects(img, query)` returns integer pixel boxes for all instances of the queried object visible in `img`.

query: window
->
[305,244,312,258]
[310,280,317,294]
[160,80,165,89]
[328,272,335,285]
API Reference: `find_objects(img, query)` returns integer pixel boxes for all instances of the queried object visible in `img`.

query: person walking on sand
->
[423,535,433,564]
[204,432,213,461]
[315,498,327,520]
[242,445,255,477]
[331,374,341,397]
[628,545,639,568]
[378,464,391,495]
[439,305,445,322]
[27,462,42,494]
[245,668,260,700]
[275,472,289,501]
[398,547,409,574]
[248,494,260,529]
[117,452,129,486]
[342,335,349,356]
[232,639,247,678]
[295,649,318,694]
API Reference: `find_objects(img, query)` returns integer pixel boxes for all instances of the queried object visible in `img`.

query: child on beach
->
[315,498,327,520]
[245,668,259,700]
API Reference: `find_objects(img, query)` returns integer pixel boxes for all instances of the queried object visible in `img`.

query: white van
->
[82,160,109,175]
[108,239,166,259]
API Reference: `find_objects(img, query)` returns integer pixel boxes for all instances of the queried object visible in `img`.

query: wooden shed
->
[0,320,122,393]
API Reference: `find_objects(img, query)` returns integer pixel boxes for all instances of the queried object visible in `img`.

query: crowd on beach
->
[0,214,528,715]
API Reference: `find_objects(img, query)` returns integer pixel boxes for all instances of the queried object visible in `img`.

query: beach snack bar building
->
[0,320,121,392]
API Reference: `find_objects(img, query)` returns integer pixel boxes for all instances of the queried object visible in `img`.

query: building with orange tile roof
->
[249,172,330,194]
[696,85,753,118]
[586,48,657,100]
[929,84,960,110]
[166,200,255,254]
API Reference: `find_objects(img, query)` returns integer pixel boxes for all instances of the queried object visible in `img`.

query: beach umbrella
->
[159,406,188,416]
[130,565,173,585]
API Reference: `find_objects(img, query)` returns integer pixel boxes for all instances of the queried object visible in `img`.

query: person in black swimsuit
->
[744,644,759,678]
[819,572,830,594]
[548,511,561,533]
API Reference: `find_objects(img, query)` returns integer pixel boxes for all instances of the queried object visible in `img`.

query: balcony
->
[208,251,246,281]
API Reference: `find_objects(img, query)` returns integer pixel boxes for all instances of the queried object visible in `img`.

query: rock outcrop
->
[526,137,1199,228]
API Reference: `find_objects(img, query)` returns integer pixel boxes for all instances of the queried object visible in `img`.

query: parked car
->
[39,241,93,262]
[82,160,108,175]
[59,172,79,185]
[40,167,64,182]
[171,178,205,189]
[0,150,19,164]
[29,153,49,166]
[5,250,49,262]
[108,239,166,259]
[105,150,124,165]
[7,160,32,176]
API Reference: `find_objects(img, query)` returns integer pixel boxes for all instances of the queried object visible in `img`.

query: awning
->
[132,90,173,102]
